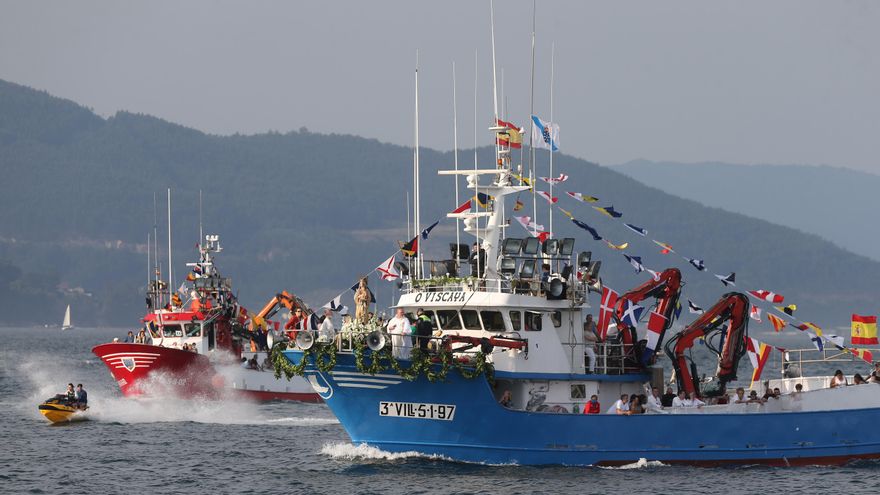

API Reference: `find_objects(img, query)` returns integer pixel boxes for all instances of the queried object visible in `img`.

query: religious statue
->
[354,277,371,324]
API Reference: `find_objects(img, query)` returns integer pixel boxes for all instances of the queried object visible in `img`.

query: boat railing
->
[400,276,588,300]
[559,340,643,375]
[778,347,877,379]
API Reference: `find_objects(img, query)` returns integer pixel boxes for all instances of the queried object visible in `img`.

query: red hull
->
[92,343,320,402]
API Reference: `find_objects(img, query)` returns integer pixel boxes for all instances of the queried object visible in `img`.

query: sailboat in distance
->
[61,304,73,330]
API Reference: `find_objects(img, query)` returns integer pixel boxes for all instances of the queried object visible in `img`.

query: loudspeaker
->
[296,331,315,350]
[366,330,387,351]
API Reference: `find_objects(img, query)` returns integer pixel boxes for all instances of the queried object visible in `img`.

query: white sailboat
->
[61,304,73,330]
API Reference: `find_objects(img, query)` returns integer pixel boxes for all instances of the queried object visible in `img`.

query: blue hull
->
[286,350,880,466]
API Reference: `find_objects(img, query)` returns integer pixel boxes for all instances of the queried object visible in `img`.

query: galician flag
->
[531,115,559,151]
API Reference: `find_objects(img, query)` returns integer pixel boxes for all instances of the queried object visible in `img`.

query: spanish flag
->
[851,314,878,345]
[495,118,523,149]
[852,347,874,364]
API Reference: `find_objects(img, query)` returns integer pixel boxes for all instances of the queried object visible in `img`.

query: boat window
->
[162,324,183,337]
[185,323,201,337]
[524,311,542,332]
[461,310,481,330]
[480,311,505,332]
[551,311,562,328]
[570,384,586,399]
[509,311,521,331]
[436,310,462,330]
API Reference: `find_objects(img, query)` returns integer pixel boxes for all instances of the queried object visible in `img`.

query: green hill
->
[1,79,878,329]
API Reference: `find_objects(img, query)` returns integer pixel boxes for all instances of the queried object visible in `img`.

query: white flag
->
[376,254,400,281]
[531,115,559,151]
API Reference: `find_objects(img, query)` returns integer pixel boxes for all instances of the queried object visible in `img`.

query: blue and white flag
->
[531,115,559,152]
[623,254,645,274]
[686,258,706,271]
[688,300,704,315]
[715,272,736,287]
[620,301,644,327]
[624,223,647,236]
[421,220,439,239]
[809,332,824,351]
[322,293,348,313]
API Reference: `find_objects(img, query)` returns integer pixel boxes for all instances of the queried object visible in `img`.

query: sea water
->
[1,327,879,494]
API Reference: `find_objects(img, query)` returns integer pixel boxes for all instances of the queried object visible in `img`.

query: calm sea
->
[2,327,879,494]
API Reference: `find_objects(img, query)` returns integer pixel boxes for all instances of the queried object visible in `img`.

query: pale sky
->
[2,0,878,171]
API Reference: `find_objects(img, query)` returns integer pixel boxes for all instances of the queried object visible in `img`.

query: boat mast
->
[147,232,151,292]
[414,50,422,279]
[548,41,555,237]
[153,192,161,308]
[473,49,481,277]
[199,189,203,250]
[167,188,173,304]
[452,61,461,268]
[528,0,537,236]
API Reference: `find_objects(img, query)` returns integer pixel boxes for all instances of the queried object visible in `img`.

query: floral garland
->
[269,331,494,384]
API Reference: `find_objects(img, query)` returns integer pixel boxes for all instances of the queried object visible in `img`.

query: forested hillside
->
[2,79,878,327]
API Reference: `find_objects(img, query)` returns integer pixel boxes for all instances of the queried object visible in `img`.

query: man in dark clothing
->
[74,384,88,409]
[415,308,434,352]
[469,243,486,278]
[661,386,676,408]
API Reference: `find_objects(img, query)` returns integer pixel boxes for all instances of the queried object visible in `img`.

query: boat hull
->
[94,343,320,402]
[286,350,880,466]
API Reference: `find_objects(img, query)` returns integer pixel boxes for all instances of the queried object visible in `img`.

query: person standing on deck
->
[386,308,412,360]
[583,315,598,373]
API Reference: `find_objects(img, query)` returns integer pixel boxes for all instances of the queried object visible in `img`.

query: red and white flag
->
[539,173,569,184]
[644,311,667,355]
[749,306,762,323]
[536,190,558,204]
[450,199,471,214]
[597,286,619,341]
[748,290,784,304]
[745,336,772,386]
[376,254,400,281]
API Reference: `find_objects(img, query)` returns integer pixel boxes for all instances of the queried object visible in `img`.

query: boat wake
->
[320,442,448,462]
[600,458,668,470]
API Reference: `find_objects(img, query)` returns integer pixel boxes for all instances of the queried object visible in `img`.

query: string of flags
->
[526,169,879,365]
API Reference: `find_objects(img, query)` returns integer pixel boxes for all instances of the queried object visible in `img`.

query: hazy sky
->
[2,1,878,171]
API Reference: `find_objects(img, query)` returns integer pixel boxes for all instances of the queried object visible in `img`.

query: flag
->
[688,300,704,314]
[322,294,347,313]
[767,313,787,332]
[298,313,320,331]
[571,219,602,241]
[852,348,874,364]
[749,306,762,323]
[566,192,599,203]
[623,223,647,236]
[495,118,523,149]
[809,332,824,351]
[400,235,419,257]
[537,190,558,204]
[775,304,797,316]
[851,314,878,345]
[748,290,785,304]
[376,254,400,281]
[605,240,628,250]
[531,115,559,151]
[593,205,622,218]
[597,287,619,340]
[539,173,569,184]
[714,272,736,287]
[421,220,439,239]
[623,254,645,273]
[642,311,668,365]
[514,199,524,211]
[673,300,682,319]
[186,272,196,282]
[350,282,376,303]
[536,231,551,243]
[512,173,532,187]
[652,240,674,254]
[825,334,845,348]
[559,208,574,219]
[745,336,772,386]
[620,301,644,328]
[475,192,493,207]
[451,199,471,214]
[514,215,544,233]
[177,283,187,296]
[686,258,706,271]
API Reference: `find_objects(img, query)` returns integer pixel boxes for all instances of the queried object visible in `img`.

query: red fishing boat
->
[93,233,319,402]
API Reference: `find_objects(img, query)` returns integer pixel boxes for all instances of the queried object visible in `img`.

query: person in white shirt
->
[386,308,413,360]
[730,387,747,404]
[645,386,663,411]
[830,369,848,388]
[683,391,705,408]
[583,315,599,373]
[606,394,630,415]
[671,390,685,407]
[318,308,336,343]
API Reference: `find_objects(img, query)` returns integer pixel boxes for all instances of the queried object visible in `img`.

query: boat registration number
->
[379,401,456,421]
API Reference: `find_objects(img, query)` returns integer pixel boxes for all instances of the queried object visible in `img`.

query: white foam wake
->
[320,442,446,461]
[600,458,667,470]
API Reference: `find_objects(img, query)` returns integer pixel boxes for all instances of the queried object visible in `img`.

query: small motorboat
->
[38,395,89,424]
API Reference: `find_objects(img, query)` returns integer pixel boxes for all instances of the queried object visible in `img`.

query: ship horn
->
[366,330,387,352]
[296,331,315,350]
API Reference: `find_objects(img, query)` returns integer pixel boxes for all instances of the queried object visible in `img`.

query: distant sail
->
[62,305,73,330]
